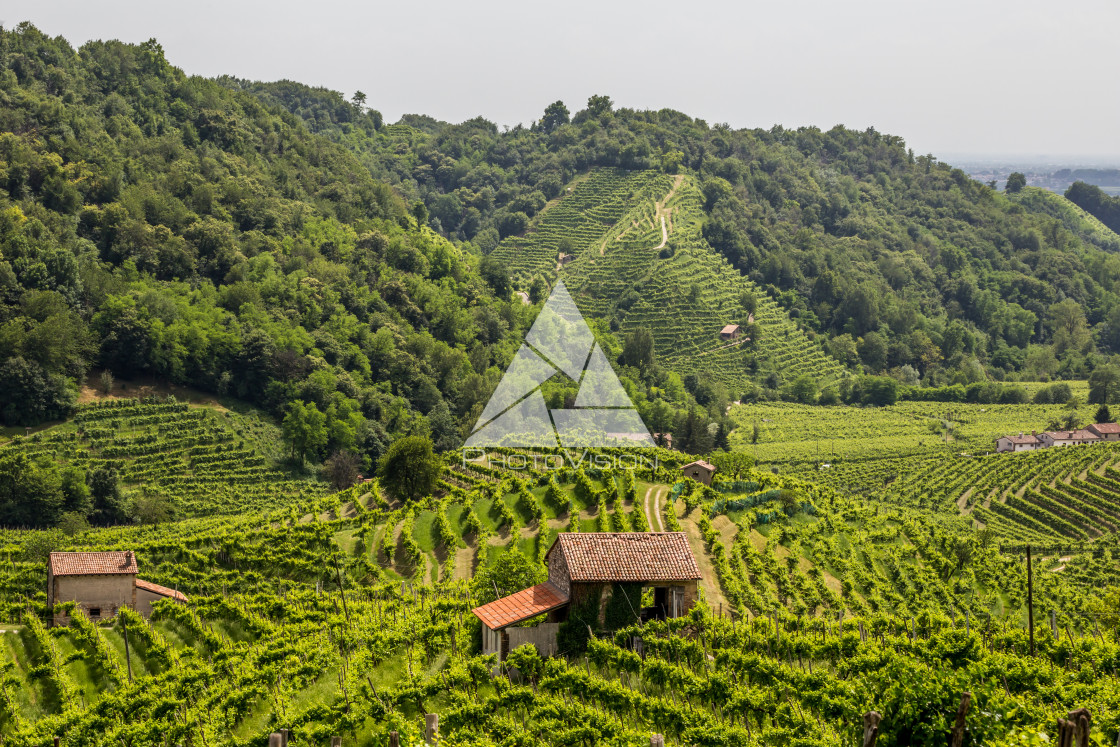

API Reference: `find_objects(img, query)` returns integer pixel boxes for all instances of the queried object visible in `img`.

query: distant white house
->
[994,426,1115,453]
[1037,429,1100,448]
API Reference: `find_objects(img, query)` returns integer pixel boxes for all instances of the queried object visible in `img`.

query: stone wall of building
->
[51,574,135,626]
[547,545,571,596]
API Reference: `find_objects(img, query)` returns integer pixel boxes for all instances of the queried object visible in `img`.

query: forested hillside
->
[1066,180,1120,237]
[0,25,743,527]
[0,25,532,471]
[244,81,1120,393]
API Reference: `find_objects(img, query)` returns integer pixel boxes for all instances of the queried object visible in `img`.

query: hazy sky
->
[8,0,1120,161]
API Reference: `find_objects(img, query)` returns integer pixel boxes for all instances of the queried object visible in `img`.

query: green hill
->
[245,80,1120,391]
[0,397,326,524]
[492,167,844,391]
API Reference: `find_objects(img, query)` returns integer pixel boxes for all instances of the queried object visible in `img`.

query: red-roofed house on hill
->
[1088,422,1120,441]
[472,533,702,661]
[48,551,188,626]
[1038,430,1100,448]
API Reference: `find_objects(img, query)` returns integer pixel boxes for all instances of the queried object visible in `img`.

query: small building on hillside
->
[1088,422,1120,441]
[135,579,189,616]
[719,324,741,341]
[681,459,716,485]
[48,551,188,626]
[558,253,574,267]
[1038,430,1100,448]
[472,533,701,661]
[653,432,673,449]
[995,433,1042,453]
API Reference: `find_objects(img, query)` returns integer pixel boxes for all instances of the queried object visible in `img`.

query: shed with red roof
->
[47,551,188,626]
[472,533,700,660]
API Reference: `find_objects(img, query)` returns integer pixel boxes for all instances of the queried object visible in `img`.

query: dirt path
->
[453,545,476,581]
[641,486,656,532]
[648,485,667,532]
[655,216,668,249]
[681,507,730,612]
[956,488,973,515]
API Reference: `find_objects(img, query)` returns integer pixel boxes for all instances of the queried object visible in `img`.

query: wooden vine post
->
[1055,708,1091,747]
[862,711,881,747]
[650,734,665,747]
[950,691,971,747]
[389,731,399,747]
[267,734,282,747]
[425,713,439,745]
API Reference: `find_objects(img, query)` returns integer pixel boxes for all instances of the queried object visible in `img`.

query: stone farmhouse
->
[48,551,188,626]
[680,459,716,485]
[719,324,741,341]
[995,423,1120,453]
[472,533,701,661]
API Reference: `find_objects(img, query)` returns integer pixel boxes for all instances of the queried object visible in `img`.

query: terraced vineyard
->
[0,399,326,519]
[730,399,1096,466]
[3,447,1120,745]
[794,438,1120,546]
[494,167,846,391]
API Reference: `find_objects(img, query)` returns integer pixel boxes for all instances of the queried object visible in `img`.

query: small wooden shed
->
[719,324,741,340]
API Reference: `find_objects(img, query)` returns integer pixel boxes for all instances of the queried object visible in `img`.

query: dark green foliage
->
[376,436,440,502]
[1066,180,1120,234]
[621,327,655,369]
[1005,172,1027,193]
[1095,403,1112,424]
[0,24,525,446]
[1089,364,1120,404]
[603,583,642,630]
[845,375,899,407]
[539,101,570,134]
[0,451,64,527]
[470,549,545,605]
[0,356,77,425]
[556,595,599,656]
[1033,381,1073,405]
[88,465,127,525]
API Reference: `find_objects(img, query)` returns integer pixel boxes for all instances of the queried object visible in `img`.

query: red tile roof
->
[682,459,715,472]
[49,552,138,577]
[548,532,701,583]
[471,582,568,630]
[1002,434,1039,444]
[1090,422,1120,434]
[135,578,188,603]
[1044,430,1100,441]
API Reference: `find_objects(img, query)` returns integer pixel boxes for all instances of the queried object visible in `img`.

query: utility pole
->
[1026,545,1035,656]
